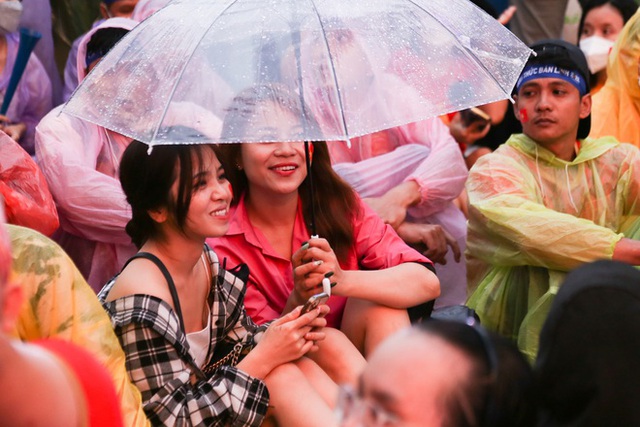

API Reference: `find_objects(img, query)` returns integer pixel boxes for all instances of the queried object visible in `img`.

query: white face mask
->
[579,36,615,74]
[0,1,23,34]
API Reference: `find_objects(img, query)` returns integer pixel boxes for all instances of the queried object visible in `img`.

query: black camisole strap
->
[123,252,186,333]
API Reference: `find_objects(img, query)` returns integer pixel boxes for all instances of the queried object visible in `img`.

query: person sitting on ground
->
[38,17,225,292]
[210,84,440,359]
[338,319,536,427]
[536,259,640,427]
[0,131,58,236]
[101,138,343,426]
[36,18,138,292]
[577,0,638,95]
[590,7,640,147]
[0,209,126,427]
[466,39,640,360]
[0,0,52,155]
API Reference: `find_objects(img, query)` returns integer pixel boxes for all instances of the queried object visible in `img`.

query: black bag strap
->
[123,252,186,333]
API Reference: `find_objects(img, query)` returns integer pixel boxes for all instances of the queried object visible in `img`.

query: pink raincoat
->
[35,18,139,291]
[0,32,52,154]
[37,18,223,291]
[330,117,469,308]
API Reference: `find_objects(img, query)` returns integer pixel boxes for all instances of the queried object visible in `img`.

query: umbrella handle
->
[1,28,42,116]
[305,141,317,236]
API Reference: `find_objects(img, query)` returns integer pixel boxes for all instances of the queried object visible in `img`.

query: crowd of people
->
[2,0,640,425]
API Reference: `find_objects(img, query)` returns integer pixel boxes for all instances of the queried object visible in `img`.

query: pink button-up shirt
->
[208,195,431,328]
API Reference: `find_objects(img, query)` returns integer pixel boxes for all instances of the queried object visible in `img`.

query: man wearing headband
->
[465,39,640,360]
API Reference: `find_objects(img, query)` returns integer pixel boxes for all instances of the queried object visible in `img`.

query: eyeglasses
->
[335,385,399,427]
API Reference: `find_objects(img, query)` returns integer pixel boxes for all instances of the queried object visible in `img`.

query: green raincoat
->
[466,133,640,360]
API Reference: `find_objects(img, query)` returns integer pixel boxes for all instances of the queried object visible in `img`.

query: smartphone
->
[459,107,491,127]
[301,292,330,314]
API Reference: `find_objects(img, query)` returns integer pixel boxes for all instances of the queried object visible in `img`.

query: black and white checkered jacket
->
[99,246,270,426]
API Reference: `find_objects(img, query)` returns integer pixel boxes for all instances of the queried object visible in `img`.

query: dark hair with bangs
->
[119,135,217,248]
[218,84,360,261]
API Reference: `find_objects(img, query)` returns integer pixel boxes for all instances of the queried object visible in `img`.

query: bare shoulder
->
[104,257,174,308]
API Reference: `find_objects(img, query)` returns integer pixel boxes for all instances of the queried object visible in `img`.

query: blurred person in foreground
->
[536,259,640,426]
[338,320,535,427]
[466,39,640,360]
[0,207,130,426]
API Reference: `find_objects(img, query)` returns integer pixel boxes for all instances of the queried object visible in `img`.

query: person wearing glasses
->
[337,319,535,427]
[465,39,640,360]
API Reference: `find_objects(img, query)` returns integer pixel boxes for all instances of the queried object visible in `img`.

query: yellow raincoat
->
[466,134,640,360]
[7,225,149,427]
[590,9,640,147]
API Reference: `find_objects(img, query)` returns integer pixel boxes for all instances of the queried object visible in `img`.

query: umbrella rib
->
[150,0,243,144]
[307,0,351,143]
[406,0,512,98]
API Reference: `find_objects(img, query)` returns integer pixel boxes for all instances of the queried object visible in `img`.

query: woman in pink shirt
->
[209,84,440,357]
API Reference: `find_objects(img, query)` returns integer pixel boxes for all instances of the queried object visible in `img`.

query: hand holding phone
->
[301,292,330,314]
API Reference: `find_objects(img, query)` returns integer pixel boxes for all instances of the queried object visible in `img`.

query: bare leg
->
[264,360,338,427]
[340,298,411,357]
[306,327,366,387]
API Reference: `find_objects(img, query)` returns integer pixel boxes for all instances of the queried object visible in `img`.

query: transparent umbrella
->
[63,0,532,147]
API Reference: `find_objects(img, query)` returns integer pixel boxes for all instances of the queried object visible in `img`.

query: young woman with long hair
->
[210,84,440,358]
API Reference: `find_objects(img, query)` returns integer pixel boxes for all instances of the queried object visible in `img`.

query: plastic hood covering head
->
[76,17,138,85]
[590,9,640,147]
[466,133,640,360]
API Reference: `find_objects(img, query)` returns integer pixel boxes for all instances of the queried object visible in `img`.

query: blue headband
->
[516,64,588,96]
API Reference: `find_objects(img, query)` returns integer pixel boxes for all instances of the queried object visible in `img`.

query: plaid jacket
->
[99,246,270,426]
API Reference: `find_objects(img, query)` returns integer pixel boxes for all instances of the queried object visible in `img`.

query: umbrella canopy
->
[63,0,531,147]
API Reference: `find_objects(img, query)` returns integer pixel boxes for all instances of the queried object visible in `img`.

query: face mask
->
[0,1,23,34]
[579,36,615,74]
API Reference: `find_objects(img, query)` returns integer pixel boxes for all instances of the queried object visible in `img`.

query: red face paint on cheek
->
[519,108,529,123]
